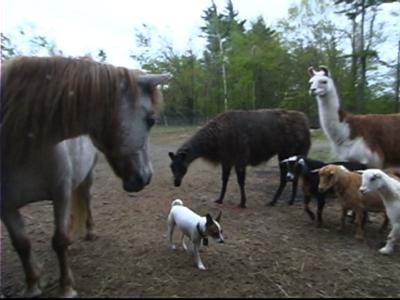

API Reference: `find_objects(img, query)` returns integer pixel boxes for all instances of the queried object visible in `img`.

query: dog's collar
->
[196,223,209,247]
[196,222,207,238]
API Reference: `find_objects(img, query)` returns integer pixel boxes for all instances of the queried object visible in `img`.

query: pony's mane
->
[1,56,162,159]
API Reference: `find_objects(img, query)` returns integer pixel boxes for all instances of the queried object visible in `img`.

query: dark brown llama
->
[168,109,311,208]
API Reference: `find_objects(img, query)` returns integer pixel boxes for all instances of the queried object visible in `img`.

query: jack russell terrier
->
[167,199,224,270]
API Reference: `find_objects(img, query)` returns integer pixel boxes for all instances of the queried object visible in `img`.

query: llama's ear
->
[168,152,175,160]
[215,210,222,223]
[319,65,330,77]
[308,66,316,77]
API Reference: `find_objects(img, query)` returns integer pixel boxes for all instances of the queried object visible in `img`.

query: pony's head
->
[91,73,170,192]
[308,66,333,97]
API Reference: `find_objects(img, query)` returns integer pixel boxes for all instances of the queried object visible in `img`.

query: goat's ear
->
[215,210,222,223]
[319,65,330,77]
[168,152,175,160]
[311,168,320,173]
[308,66,316,77]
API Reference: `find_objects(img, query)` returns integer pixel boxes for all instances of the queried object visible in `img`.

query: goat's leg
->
[167,217,176,250]
[338,207,347,232]
[379,224,400,255]
[353,208,365,240]
[304,194,315,221]
[1,208,42,297]
[316,196,325,228]
[52,192,77,298]
[379,213,389,233]
[215,165,231,204]
[235,165,247,208]
[269,162,288,206]
[288,175,299,205]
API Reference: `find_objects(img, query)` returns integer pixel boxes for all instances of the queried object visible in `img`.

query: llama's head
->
[308,66,334,97]
[359,169,385,195]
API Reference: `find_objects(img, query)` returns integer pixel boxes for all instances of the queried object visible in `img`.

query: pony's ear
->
[168,152,175,160]
[308,66,316,77]
[137,74,171,87]
[319,65,330,77]
[215,210,222,223]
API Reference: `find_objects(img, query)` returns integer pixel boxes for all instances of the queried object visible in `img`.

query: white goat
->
[360,169,400,255]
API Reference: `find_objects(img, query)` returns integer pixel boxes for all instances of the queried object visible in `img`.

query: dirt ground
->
[1,126,400,298]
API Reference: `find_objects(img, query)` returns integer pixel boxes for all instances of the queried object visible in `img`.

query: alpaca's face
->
[308,71,333,97]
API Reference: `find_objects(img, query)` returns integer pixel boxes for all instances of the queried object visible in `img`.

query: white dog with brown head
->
[167,199,224,270]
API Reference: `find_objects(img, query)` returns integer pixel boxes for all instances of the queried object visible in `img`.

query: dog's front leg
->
[167,222,176,250]
[193,241,206,270]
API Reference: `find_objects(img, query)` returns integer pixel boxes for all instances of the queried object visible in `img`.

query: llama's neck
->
[181,129,216,164]
[316,87,349,145]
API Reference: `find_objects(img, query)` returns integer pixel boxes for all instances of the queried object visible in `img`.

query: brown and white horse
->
[0,56,169,297]
[308,66,400,168]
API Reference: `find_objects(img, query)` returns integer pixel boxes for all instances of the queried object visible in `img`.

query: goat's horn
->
[355,170,365,174]
[311,168,320,173]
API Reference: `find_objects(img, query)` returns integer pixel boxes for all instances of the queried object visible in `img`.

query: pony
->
[0,56,170,297]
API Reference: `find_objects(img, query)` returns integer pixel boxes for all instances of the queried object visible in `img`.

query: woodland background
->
[2,0,399,126]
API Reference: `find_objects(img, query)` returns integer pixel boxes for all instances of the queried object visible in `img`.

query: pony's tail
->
[69,189,89,240]
[172,199,183,207]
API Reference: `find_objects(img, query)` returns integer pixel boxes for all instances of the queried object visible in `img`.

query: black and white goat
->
[280,155,367,227]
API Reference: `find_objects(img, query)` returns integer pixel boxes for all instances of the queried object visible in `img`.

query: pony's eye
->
[146,115,156,127]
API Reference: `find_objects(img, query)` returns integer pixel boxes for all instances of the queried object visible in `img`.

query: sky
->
[2,0,295,69]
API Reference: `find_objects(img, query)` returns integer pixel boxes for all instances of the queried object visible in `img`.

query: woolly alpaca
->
[308,66,400,168]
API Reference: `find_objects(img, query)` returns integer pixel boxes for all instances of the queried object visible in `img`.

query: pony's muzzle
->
[174,178,182,187]
[123,173,152,193]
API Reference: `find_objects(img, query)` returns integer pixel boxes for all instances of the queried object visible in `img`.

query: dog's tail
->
[171,199,183,207]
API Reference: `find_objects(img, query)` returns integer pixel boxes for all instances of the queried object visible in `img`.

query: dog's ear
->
[205,213,213,225]
[215,210,222,223]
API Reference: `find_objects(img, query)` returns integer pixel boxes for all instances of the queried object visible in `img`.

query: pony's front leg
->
[2,208,43,297]
[52,194,77,298]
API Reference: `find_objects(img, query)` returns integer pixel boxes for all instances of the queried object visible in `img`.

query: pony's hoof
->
[214,199,223,204]
[84,232,97,241]
[59,287,78,298]
[355,235,364,241]
[267,201,276,206]
[23,285,42,298]
[238,204,246,209]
